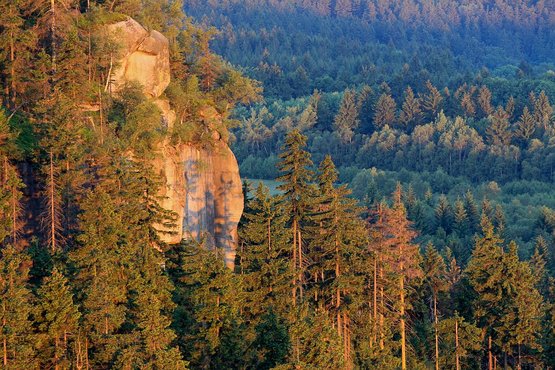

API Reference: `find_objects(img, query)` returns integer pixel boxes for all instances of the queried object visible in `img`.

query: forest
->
[0,0,554,369]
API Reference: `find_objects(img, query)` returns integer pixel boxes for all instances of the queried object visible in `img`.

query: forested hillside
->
[1,0,555,369]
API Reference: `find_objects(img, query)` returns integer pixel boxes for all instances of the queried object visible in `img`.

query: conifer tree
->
[486,107,512,146]
[0,245,36,368]
[70,187,130,367]
[399,86,422,129]
[373,93,397,129]
[277,129,314,305]
[478,86,494,117]
[437,313,481,369]
[379,185,423,370]
[309,155,366,366]
[421,81,443,119]
[240,183,291,318]
[453,198,468,237]
[176,243,241,369]
[423,243,448,370]
[463,190,480,234]
[465,215,505,368]
[460,88,476,118]
[35,267,81,370]
[515,106,535,140]
[534,91,553,131]
[435,195,454,234]
[333,88,360,143]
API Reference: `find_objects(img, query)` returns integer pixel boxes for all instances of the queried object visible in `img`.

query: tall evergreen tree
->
[277,129,314,305]
[35,267,81,370]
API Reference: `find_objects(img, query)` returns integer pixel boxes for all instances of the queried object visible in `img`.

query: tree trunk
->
[372,254,377,348]
[455,319,460,370]
[292,219,297,305]
[434,293,439,370]
[400,272,406,370]
[379,257,384,350]
[49,150,57,252]
[9,30,15,107]
[488,336,493,370]
[400,243,407,370]
[55,336,59,370]
[298,228,303,300]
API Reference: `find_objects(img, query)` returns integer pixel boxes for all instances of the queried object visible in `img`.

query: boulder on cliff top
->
[107,17,170,98]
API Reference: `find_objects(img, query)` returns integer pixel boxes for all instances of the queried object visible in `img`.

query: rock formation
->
[108,17,243,268]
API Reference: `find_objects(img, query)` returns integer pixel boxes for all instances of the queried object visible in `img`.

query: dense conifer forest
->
[0,0,554,369]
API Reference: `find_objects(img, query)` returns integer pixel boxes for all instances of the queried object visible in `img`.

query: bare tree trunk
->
[55,335,59,370]
[379,257,384,350]
[298,229,303,300]
[49,150,57,253]
[11,184,17,245]
[3,313,7,366]
[399,242,407,370]
[488,336,493,370]
[434,293,439,370]
[455,319,460,370]
[51,0,57,74]
[9,30,15,108]
[292,219,297,306]
[400,271,406,370]
[372,254,377,348]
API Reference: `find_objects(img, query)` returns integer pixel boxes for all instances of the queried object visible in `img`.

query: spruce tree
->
[423,243,448,370]
[277,129,314,305]
[333,88,360,143]
[421,81,443,119]
[399,86,421,129]
[35,267,81,370]
[0,245,36,368]
[240,183,291,319]
[373,93,397,129]
[515,106,536,140]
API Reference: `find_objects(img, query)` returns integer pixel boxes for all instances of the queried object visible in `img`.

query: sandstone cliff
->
[108,18,243,268]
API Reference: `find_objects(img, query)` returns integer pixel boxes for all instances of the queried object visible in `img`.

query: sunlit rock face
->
[107,17,171,98]
[108,17,243,268]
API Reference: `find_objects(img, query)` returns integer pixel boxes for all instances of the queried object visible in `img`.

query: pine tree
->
[486,107,512,146]
[333,88,360,143]
[453,198,468,237]
[515,106,535,140]
[240,183,291,319]
[460,89,476,118]
[399,86,422,129]
[463,190,480,234]
[373,93,397,129]
[176,243,241,369]
[505,96,516,120]
[35,267,81,370]
[465,215,505,368]
[423,243,448,370]
[381,185,422,370]
[435,195,454,234]
[309,155,366,366]
[478,86,494,118]
[437,313,481,369]
[277,129,314,305]
[0,245,36,368]
[70,187,130,367]
[421,81,443,119]
[534,91,553,131]
[496,242,544,368]
[0,0,34,108]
